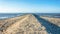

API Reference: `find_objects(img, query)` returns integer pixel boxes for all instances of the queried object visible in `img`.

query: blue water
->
[35,13,60,18]
[0,13,60,19]
[0,13,25,19]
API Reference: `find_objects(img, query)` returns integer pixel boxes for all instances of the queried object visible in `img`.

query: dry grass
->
[0,14,48,34]
[0,14,27,31]
[40,16,60,27]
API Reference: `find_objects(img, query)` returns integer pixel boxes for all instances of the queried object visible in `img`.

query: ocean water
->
[35,13,60,18]
[0,13,24,19]
[0,13,60,19]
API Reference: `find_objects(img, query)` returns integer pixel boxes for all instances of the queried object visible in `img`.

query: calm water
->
[0,13,60,19]
[0,13,24,19]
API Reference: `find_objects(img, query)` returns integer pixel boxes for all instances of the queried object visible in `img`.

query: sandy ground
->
[0,14,48,34]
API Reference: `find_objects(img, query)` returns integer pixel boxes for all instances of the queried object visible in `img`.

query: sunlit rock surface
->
[0,14,48,34]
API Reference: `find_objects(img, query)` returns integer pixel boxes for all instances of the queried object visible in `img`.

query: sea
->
[0,13,60,19]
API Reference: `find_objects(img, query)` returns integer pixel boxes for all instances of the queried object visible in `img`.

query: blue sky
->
[0,0,60,13]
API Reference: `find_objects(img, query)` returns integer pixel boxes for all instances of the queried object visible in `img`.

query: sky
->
[0,0,60,13]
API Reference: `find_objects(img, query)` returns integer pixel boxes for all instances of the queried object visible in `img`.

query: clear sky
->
[0,0,60,13]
